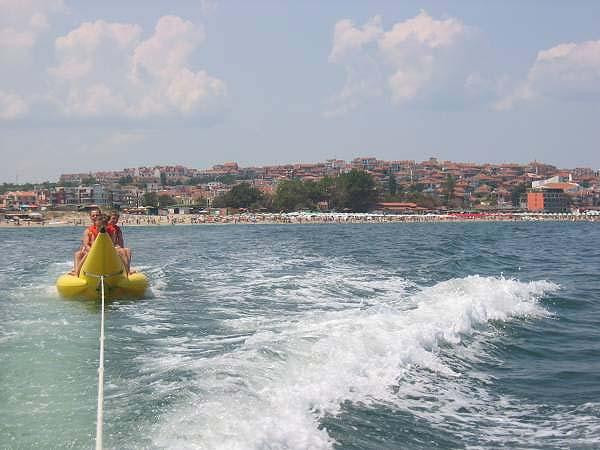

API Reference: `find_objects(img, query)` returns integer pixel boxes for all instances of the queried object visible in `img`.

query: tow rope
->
[96,275,106,450]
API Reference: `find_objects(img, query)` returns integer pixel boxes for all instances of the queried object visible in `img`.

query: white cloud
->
[327,10,466,114]
[131,15,204,81]
[0,90,28,119]
[0,0,64,56]
[493,83,533,111]
[49,20,142,81]
[46,15,226,119]
[166,68,226,113]
[378,11,464,102]
[496,40,600,110]
[60,83,129,117]
[329,16,383,63]
[379,10,464,51]
[0,0,65,116]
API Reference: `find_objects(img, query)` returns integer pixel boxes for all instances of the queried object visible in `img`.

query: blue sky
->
[1,0,600,182]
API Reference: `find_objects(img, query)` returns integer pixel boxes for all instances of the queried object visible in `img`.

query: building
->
[59,173,93,184]
[527,188,568,213]
[1,191,38,208]
[50,158,599,212]
[158,165,192,184]
[527,191,544,211]
[376,202,420,213]
[352,157,377,171]
[49,186,77,206]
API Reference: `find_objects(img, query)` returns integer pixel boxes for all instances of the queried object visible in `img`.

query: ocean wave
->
[147,275,558,449]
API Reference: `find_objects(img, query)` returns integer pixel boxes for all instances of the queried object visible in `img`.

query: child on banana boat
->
[71,209,101,276]
[71,209,133,276]
[106,212,134,274]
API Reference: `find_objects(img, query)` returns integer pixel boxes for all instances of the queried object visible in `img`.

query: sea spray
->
[150,276,557,449]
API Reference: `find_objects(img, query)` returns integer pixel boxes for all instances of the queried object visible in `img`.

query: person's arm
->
[106,227,116,246]
[82,229,92,250]
[117,229,124,248]
[82,228,89,249]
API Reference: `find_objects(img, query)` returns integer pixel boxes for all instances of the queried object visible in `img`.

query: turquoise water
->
[1,223,599,449]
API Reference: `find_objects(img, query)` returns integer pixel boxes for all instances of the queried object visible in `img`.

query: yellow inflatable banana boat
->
[56,228,148,300]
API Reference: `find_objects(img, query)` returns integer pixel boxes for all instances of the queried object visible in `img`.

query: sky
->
[1,0,600,183]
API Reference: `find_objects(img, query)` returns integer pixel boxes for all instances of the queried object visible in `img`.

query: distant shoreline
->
[1,212,599,228]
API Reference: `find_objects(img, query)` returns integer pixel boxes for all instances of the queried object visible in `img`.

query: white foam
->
[55,260,72,267]
[150,275,558,449]
[127,323,175,334]
[0,331,19,343]
[197,255,416,322]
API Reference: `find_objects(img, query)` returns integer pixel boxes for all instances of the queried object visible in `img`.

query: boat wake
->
[145,274,561,449]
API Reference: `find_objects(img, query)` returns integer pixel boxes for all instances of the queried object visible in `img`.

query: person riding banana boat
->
[58,208,147,300]
[107,212,133,275]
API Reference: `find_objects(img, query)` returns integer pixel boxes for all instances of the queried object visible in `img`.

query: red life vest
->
[106,224,123,247]
[88,225,99,238]
[85,225,99,248]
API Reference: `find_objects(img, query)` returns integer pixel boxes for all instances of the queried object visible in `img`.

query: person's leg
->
[71,250,80,275]
[115,247,126,271]
[116,248,131,274]
[75,250,87,276]
[125,248,133,273]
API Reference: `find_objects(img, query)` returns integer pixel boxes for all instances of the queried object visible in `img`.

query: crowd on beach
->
[2,211,600,227]
[116,212,600,225]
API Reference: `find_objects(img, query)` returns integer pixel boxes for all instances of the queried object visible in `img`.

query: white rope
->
[96,276,106,450]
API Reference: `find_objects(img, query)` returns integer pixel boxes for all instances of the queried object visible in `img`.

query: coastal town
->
[1,156,600,225]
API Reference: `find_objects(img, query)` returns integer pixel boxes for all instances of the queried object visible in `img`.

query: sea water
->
[0,222,599,449]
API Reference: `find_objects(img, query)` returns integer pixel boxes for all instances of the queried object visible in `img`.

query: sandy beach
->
[1,211,599,228]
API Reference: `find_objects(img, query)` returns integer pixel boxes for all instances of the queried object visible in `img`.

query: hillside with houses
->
[2,157,599,215]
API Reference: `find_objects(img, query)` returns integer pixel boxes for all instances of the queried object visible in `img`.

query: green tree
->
[511,183,528,207]
[186,176,209,185]
[158,194,177,207]
[212,183,264,209]
[404,191,441,209]
[305,181,323,204]
[142,192,158,206]
[118,175,133,185]
[387,173,397,195]
[443,174,456,205]
[273,179,316,211]
[408,183,425,193]
[159,172,167,186]
[217,174,237,185]
[317,176,335,204]
[334,170,377,212]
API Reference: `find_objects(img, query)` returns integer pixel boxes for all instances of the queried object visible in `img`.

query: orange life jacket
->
[106,224,123,246]
[85,225,99,247]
